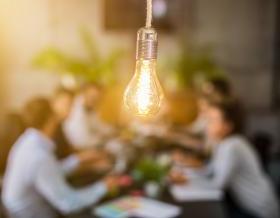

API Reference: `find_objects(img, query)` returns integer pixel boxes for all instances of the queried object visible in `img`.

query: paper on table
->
[133,197,181,218]
[94,197,136,218]
[170,185,223,202]
[94,196,181,218]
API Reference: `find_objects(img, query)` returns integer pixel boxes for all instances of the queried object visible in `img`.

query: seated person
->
[167,77,233,158]
[0,113,25,176]
[189,77,233,136]
[170,98,279,218]
[51,87,76,159]
[64,83,115,149]
[51,87,114,174]
[2,98,118,218]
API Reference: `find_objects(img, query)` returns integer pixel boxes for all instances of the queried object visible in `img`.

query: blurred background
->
[0,1,280,218]
[0,0,278,140]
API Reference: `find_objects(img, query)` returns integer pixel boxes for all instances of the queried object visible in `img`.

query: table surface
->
[68,175,228,218]
[67,139,228,218]
[66,200,227,218]
[175,200,227,218]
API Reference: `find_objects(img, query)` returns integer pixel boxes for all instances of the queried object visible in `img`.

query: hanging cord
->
[146,0,153,28]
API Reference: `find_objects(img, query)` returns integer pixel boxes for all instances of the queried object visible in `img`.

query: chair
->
[0,176,7,218]
[268,158,280,198]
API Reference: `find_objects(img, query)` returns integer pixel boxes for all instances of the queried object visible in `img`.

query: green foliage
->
[162,46,225,88]
[32,29,124,85]
[133,158,169,183]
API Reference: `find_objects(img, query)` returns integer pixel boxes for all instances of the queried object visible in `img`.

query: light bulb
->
[124,27,164,117]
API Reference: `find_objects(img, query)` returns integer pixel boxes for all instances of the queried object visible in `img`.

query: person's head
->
[201,77,232,99]
[82,83,102,111]
[0,113,25,145]
[196,94,211,114]
[197,77,232,114]
[23,97,57,135]
[206,98,244,142]
[52,87,75,121]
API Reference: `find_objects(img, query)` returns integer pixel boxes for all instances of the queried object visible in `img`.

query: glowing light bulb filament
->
[136,67,152,114]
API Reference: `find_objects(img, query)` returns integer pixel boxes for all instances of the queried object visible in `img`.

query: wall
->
[0,0,60,110]
[0,0,277,110]
[0,0,179,110]
[192,0,276,109]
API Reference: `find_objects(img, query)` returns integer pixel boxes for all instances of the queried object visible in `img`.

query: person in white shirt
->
[165,78,233,156]
[170,98,279,218]
[2,98,118,218]
[64,83,114,149]
[190,77,233,136]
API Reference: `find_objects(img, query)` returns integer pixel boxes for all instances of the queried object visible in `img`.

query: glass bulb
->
[124,27,164,117]
[124,59,164,117]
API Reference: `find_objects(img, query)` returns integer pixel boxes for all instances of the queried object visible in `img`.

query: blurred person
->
[190,77,233,136]
[170,99,279,218]
[129,101,171,138]
[2,98,119,218]
[166,78,233,160]
[0,113,25,176]
[199,77,232,99]
[52,87,75,123]
[64,83,114,148]
[51,87,75,159]
[52,87,116,174]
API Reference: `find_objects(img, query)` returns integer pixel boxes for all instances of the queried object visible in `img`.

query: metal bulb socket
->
[136,27,158,60]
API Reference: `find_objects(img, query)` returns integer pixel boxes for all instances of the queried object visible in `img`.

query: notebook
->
[94,196,181,218]
[170,185,223,202]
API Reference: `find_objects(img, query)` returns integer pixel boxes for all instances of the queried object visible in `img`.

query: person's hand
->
[172,150,187,165]
[76,149,107,164]
[165,132,202,150]
[172,150,204,168]
[164,131,181,141]
[104,176,119,191]
[168,171,188,185]
[76,150,97,164]
[183,156,204,168]
[92,158,113,172]
[118,175,133,187]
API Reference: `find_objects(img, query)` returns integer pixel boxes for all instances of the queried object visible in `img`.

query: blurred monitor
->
[104,0,186,32]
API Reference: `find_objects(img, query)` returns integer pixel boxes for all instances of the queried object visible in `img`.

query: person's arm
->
[63,97,101,148]
[189,143,239,189]
[35,156,107,215]
[165,131,203,150]
[60,155,80,175]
